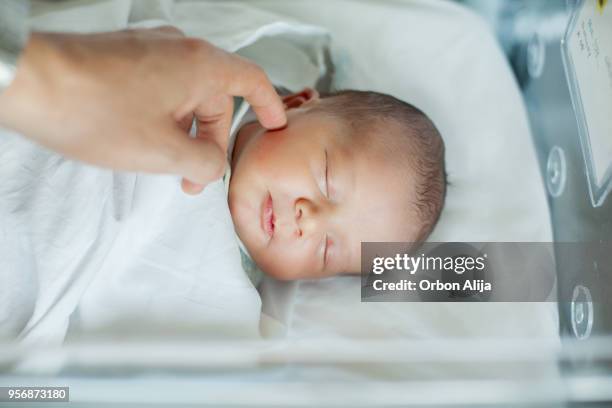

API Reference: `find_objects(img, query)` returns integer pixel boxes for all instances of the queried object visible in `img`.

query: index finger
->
[223,55,287,129]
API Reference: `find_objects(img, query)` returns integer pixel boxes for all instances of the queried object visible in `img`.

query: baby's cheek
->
[252,136,282,164]
[252,245,292,280]
[266,244,321,280]
[251,152,292,191]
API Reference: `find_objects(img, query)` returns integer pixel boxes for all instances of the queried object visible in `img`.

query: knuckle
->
[238,56,265,81]
[181,37,206,59]
[250,64,266,83]
[156,25,184,36]
[245,64,272,100]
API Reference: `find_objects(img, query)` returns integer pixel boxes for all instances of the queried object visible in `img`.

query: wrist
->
[0,33,56,134]
[0,0,29,96]
[0,49,18,97]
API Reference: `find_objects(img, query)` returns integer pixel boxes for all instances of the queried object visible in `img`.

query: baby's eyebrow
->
[323,148,328,187]
[328,144,355,202]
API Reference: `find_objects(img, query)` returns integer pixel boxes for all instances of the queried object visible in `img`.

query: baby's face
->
[228,89,418,279]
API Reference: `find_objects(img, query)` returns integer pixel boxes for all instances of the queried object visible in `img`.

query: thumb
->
[169,133,227,193]
[181,177,206,195]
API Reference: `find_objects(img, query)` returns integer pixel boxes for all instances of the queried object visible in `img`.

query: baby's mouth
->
[261,192,275,239]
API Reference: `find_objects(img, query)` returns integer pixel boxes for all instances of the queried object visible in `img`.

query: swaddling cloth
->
[68,169,261,340]
[0,133,119,344]
[0,129,261,344]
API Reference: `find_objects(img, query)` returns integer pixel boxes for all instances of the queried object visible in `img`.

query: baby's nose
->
[294,198,322,238]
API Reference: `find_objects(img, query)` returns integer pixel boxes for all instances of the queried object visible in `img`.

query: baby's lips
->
[262,192,275,238]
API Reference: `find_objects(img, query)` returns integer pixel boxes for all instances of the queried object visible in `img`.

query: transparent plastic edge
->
[560,0,612,207]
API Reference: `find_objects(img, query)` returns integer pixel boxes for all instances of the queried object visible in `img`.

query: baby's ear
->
[282,88,319,110]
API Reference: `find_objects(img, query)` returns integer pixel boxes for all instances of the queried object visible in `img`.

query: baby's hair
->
[313,90,447,243]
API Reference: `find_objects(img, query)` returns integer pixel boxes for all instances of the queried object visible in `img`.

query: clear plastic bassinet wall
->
[465,0,612,404]
[487,0,612,339]
[0,0,611,407]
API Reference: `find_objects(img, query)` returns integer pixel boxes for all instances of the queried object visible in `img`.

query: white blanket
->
[0,131,262,344]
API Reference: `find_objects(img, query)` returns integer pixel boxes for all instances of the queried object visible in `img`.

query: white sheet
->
[243,0,560,342]
[0,131,262,344]
[0,134,120,344]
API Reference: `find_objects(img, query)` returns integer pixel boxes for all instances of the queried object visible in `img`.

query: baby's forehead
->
[303,109,416,180]
[344,124,413,173]
[335,132,418,225]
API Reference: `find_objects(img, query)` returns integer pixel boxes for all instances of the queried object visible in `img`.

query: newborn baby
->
[0,86,445,341]
[227,88,446,280]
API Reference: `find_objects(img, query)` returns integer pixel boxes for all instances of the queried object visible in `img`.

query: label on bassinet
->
[563,0,612,206]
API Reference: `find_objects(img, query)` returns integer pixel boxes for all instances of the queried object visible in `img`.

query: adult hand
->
[0,27,287,194]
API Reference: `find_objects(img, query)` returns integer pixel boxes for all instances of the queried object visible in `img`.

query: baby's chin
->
[253,260,299,281]
[235,242,296,280]
[253,254,338,281]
